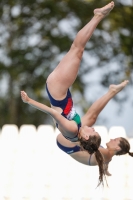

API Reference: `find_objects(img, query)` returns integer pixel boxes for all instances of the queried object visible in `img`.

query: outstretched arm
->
[21,91,78,137]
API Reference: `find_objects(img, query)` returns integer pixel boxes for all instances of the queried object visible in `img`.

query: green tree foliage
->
[0,0,132,127]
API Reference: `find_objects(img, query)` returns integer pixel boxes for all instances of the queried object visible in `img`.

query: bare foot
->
[94,1,114,17]
[109,80,129,94]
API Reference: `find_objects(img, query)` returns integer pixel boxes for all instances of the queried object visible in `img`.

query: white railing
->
[0,124,132,200]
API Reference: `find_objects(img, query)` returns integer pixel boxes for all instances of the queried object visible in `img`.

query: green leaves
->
[0,0,132,127]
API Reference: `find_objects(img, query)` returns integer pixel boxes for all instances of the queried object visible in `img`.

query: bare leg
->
[47,2,114,100]
[81,80,129,126]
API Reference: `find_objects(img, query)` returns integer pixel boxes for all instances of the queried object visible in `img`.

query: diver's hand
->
[21,91,30,103]
[105,170,112,176]
[104,163,112,176]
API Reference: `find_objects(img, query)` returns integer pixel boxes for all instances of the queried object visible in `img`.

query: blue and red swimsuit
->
[46,83,81,142]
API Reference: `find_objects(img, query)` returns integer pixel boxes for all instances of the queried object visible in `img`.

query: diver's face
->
[79,126,99,140]
[106,137,121,151]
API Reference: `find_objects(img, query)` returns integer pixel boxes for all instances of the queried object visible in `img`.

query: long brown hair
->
[79,135,106,187]
[116,137,133,156]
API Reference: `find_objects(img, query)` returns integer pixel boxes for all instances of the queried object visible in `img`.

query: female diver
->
[21,2,116,186]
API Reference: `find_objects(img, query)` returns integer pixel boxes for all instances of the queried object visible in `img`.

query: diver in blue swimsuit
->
[56,129,133,177]
[21,2,117,186]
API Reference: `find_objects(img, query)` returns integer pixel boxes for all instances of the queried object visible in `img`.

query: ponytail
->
[95,150,106,187]
[116,137,133,157]
[79,135,107,187]
[128,152,133,157]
